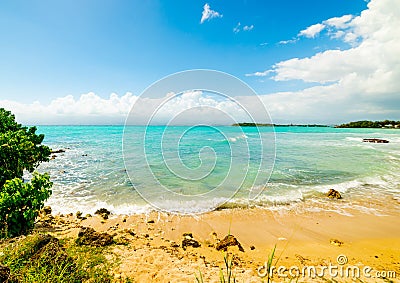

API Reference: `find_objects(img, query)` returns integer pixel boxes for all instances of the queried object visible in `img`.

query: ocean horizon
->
[29,125,400,216]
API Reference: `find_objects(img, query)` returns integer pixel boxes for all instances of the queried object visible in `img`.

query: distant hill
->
[336,120,400,128]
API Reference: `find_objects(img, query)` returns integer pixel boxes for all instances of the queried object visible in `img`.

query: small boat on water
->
[362,138,389,143]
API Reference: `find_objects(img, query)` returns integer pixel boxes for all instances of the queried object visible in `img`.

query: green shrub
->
[0,108,52,238]
[0,233,114,283]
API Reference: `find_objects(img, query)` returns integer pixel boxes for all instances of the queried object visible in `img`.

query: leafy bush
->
[0,108,52,238]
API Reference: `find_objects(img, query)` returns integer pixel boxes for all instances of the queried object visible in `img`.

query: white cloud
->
[324,14,353,29]
[200,3,222,24]
[243,25,254,31]
[233,22,241,33]
[298,23,325,38]
[251,0,400,122]
[245,70,273,77]
[0,91,253,125]
[142,91,248,125]
[0,92,138,125]
[278,38,298,45]
[233,22,254,33]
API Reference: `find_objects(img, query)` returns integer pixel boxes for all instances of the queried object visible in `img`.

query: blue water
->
[33,126,400,215]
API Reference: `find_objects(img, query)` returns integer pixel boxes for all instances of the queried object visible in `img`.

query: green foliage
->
[265,245,276,283]
[337,120,400,128]
[0,173,52,237]
[0,108,51,187]
[219,253,236,283]
[194,253,237,283]
[195,269,204,283]
[0,108,52,238]
[0,233,114,283]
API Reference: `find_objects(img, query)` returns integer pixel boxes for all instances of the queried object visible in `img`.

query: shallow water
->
[33,125,400,215]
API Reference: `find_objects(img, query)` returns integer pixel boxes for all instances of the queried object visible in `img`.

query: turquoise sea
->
[33,126,400,215]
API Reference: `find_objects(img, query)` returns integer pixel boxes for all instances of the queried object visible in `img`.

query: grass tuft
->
[0,233,115,283]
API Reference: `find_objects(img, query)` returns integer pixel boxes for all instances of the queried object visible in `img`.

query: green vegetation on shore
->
[336,120,400,128]
[0,108,53,238]
[232,122,329,127]
[0,233,119,283]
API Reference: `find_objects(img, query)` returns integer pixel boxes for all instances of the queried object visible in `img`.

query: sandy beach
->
[33,204,400,283]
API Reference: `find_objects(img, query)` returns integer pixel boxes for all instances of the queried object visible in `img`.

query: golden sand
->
[45,206,400,282]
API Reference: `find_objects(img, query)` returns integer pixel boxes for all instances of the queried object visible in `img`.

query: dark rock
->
[250,245,255,250]
[0,264,10,282]
[51,149,66,154]
[95,208,111,216]
[327,189,342,199]
[147,220,155,224]
[182,232,193,238]
[76,227,113,247]
[330,239,343,246]
[362,138,389,143]
[94,208,111,220]
[42,206,52,215]
[124,229,135,236]
[76,211,82,219]
[32,236,67,262]
[215,235,244,252]
[182,238,201,250]
[170,241,180,248]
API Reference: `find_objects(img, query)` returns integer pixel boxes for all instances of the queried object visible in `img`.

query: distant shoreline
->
[233,120,400,129]
[232,123,330,127]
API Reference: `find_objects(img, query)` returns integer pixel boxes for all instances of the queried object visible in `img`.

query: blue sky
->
[1,0,399,124]
[0,0,367,101]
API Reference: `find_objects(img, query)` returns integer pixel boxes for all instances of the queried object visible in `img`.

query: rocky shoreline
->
[2,189,399,282]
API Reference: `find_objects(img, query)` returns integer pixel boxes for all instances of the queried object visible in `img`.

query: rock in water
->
[327,189,342,199]
[362,138,389,143]
[51,149,66,154]
[76,227,113,247]
[0,264,10,282]
[215,235,244,252]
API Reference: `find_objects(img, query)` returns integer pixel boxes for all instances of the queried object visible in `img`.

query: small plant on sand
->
[264,245,276,283]
[195,268,204,283]
[195,252,237,283]
[0,108,52,238]
[257,245,277,283]
[219,253,236,283]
